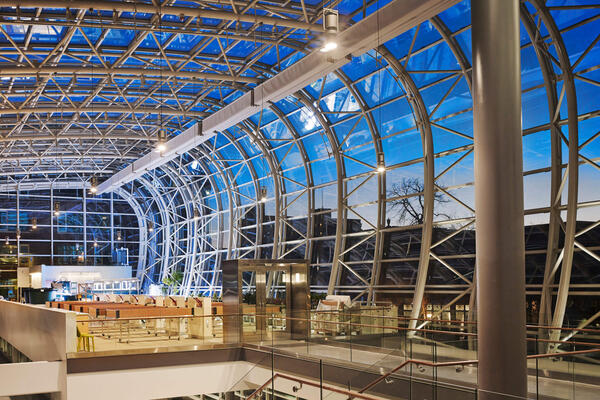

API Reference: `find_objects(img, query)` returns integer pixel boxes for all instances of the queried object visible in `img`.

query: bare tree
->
[387,178,451,225]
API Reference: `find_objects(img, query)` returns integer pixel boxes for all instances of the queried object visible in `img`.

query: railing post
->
[535,335,539,400]
[271,346,274,400]
[320,359,323,400]
[433,341,437,400]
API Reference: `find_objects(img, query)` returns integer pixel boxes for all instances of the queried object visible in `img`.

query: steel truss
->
[1,1,600,342]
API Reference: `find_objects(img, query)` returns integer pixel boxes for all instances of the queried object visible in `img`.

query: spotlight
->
[116,231,122,241]
[320,8,339,53]
[155,142,167,153]
[259,187,268,203]
[376,153,385,173]
[32,218,37,230]
[322,8,339,33]
[90,177,98,194]
[93,240,98,248]
[193,209,200,220]
[16,230,21,240]
[155,129,167,154]
[4,236,8,245]
[148,222,154,233]
[54,202,60,217]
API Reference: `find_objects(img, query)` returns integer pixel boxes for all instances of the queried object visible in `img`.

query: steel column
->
[472,1,527,398]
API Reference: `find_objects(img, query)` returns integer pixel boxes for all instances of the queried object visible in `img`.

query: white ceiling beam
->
[0,180,88,192]
[97,0,460,194]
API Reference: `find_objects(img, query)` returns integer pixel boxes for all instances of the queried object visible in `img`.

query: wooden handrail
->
[245,372,382,400]
[356,348,600,397]
[246,348,600,400]
[313,309,600,335]
[76,312,600,347]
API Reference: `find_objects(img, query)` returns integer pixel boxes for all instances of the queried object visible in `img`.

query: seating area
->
[47,296,216,348]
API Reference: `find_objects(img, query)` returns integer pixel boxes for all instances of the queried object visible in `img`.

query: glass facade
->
[120,1,600,330]
[0,1,599,328]
[0,188,140,270]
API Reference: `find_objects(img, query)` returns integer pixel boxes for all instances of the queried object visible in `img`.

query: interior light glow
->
[155,142,167,153]
[90,177,98,194]
[320,41,338,53]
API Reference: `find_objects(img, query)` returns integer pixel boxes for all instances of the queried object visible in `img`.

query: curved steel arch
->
[103,3,600,339]
[531,0,580,347]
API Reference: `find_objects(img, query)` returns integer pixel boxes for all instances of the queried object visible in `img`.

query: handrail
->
[526,348,600,359]
[273,314,600,347]
[357,358,479,394]
[313,309,600,335]
[245,372,381,400]
[355,348,600,397]
[75,312,600,347]
[60,300,600,335]
[245,347,600,400]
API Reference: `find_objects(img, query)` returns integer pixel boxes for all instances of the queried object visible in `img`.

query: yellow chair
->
[77,325,95,352]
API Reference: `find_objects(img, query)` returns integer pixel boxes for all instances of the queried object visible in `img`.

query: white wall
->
[67,361,263,400]
[0,300,76,361]
[34,265,132,288]
[66,360,350,400]
[0,361,61,397]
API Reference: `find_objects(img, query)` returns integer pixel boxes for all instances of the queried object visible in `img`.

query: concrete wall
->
[0,361,62,397]
[0,300,76,361]
[67,361,263,400]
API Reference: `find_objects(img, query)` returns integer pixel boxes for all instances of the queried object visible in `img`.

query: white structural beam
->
[97,0,459,194]
[0,180,88,193]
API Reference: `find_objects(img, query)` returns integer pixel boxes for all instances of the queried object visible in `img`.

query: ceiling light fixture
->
[155,131,167,153]
[156,6,167,156]
[32,218,37,230]
[376,153,386,173]
[54,202,60,217]
[90,176,98,194]
[259,187,268,203]
[320,8,339,53]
